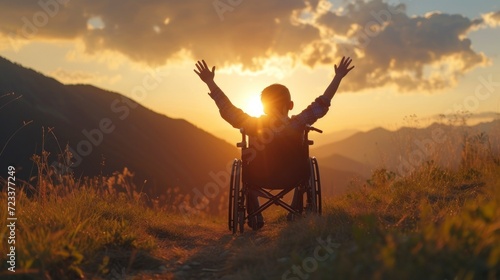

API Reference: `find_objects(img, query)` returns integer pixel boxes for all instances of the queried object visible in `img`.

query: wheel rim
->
[228,160,237,231]
[307,157,322,215]
[232,160,241,234]
[312,157,322,215]
[308,158,317,213]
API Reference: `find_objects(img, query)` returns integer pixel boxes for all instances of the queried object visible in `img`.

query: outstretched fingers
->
[344,57,354,73]
[341,57,351,67]
[195,60,214,73]
[340,56,346,65]
[194,60,209,76]
[197,61,205,70]
[194,63,202,75]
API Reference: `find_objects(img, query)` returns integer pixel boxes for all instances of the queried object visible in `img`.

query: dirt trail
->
[129,220,277,280]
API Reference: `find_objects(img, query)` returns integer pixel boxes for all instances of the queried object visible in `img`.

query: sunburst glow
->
[245,94,264,117]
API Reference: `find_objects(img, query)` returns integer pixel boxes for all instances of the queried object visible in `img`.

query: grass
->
[0,123,499,279]
[0,178,167,279]
[217,162,500,280]
[0,165,225,279]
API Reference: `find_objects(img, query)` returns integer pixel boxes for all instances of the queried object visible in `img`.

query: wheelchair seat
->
[228,124,323,233]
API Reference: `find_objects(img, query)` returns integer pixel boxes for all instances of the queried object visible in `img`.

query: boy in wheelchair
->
[194,57,354,230]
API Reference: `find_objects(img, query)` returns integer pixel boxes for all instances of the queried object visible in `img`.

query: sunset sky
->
[1,0,499,143]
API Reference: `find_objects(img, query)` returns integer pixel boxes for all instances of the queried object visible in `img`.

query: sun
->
[244,94,264,117]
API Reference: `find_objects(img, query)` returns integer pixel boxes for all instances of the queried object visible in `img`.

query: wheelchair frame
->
[228,125,322,233]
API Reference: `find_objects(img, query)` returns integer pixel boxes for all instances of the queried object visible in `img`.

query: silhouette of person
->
[194,57,354,229]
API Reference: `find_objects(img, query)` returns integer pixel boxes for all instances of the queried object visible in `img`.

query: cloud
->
[316,0,488,92]
[0,0,493,92]
[482,10,500,27]
[0,0,320,67]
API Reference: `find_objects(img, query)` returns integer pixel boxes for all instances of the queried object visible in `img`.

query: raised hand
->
[194,60,216,84]
[334,57,354,78]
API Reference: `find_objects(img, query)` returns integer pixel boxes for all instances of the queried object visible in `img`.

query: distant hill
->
[312,128,360,147]
[317,165,363,196]
[0,56,239,199]
[313,127,398,170]
[318,153,371,178]
[312,119,500,177]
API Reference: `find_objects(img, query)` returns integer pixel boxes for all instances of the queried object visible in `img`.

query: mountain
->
[316,165,363,196]
[312,119,500,177]
[0,56,239,198]
[312,127,394,171]
[317,153,371,177]
[312,128,360,147]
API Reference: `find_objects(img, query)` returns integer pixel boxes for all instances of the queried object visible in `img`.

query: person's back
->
[194,57,354,229]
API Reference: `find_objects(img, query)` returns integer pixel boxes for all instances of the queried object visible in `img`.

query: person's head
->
[260,84,294,117]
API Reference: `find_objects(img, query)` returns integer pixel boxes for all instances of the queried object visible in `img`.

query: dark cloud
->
[0,0,492,92]
[0,0,320,68]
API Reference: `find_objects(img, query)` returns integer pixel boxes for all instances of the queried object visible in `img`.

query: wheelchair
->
[228,124,322,233]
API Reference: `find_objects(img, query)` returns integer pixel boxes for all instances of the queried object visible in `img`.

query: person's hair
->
[261,84,291,113]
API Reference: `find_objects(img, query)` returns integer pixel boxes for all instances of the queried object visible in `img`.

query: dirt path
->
[129,219,278,280]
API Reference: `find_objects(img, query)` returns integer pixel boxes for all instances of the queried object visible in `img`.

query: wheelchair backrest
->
[241,124,310,189]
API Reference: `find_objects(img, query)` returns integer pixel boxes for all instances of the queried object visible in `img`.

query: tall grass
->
[1,174,160,279]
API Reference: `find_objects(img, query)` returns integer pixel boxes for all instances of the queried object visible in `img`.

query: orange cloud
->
[482,10,500,27]
[0,0,493,92]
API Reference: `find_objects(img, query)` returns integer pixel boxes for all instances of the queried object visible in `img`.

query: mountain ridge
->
[0,56,239,203]
[312,118,500,177]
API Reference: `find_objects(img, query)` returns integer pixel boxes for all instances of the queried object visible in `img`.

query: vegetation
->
[0,126,499,279]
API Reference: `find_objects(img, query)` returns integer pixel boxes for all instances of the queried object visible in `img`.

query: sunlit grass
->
[0,180,164,278]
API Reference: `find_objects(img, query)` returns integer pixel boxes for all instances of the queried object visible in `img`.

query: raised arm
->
[194,60,256,130]
[290,57,354,129]
[322,56,354,101]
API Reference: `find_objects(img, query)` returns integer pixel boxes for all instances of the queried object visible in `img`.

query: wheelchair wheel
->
[306,157,322,214]
[228,159,243,233]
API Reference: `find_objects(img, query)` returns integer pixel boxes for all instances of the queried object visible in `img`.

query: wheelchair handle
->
[305,125,322,146]
[306,125,323,134]
[236,128,247,148]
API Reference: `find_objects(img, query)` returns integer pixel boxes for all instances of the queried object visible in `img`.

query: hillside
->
[317,165,363,196]
[1,150,498,279]
[0,56,239,200]
[313,120,500,176]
